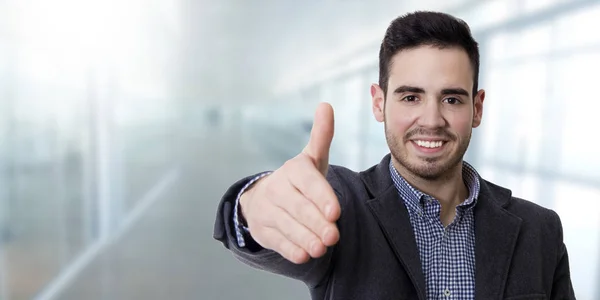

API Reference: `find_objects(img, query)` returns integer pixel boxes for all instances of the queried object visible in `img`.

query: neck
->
[392,158,469,208]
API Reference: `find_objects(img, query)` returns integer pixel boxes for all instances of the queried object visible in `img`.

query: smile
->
[413,140,445,149]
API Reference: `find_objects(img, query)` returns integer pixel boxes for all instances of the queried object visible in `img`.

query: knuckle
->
[301,205,321,231]
[280,219,304,245]
[290,196,307,217]
[296,177,314,200]
[298,172,312,191]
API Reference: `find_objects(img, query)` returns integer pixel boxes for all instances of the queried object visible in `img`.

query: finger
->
[269,207,327,259]
[257,227,311,264]
[274,180,339,247]
[302,102,334,175]
[287,158,341,223]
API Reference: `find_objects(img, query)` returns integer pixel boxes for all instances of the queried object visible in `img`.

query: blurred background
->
[0,0,598,299]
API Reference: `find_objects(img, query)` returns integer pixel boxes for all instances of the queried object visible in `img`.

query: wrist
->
[238,172,270,228]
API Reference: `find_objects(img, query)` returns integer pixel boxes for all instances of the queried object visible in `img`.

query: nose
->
[416,98,446,129]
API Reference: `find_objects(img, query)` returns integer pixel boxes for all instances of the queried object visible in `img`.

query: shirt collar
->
[388,159,481,212]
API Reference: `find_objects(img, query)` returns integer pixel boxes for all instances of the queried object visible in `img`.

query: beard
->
[385,123,471,180]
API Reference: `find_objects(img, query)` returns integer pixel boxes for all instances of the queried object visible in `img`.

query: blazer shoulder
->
[483,179,562,230]
[502,194,564,240]
[507,196,560,224]
[483,179,557,216]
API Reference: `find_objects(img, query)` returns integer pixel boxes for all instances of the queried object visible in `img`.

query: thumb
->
[302,102,334,175]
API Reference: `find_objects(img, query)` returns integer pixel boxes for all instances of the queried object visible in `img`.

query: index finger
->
[287,157,341,223]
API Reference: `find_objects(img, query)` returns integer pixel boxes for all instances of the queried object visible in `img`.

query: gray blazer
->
[213,154,576,299]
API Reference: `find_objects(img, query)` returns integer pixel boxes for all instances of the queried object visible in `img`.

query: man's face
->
[371,45,485,180]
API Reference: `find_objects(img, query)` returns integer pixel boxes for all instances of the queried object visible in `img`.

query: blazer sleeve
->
[549,211,576,299]
[212,166,346,288]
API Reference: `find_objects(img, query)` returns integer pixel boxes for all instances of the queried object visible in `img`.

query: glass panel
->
[523,0,561,13]
[118,95,177,212]
[334,75,364,171]
[488,23,553,64]
[2,75,92,300]
[555,52,600,182]
[487,32,510,62]
[0,0,182,298]
[511,23,553,58]
[478,65,504,163]
[457,0,510,30]
[480,59,546,169]
[554,2,600,52]
[0,36,13,300]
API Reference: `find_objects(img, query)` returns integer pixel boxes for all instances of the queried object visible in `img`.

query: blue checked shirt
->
[390,160,480,300]
[234,162,480,299]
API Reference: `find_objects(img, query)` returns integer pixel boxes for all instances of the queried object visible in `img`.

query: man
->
[213,11,575,300]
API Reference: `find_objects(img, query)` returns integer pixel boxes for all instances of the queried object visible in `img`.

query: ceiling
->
[179,1,464,105]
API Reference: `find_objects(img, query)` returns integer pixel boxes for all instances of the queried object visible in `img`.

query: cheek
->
[448,113,474,137]
[386,113,415,137]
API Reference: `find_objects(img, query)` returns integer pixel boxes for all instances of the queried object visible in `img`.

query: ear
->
[371,84,385,123]
[472,89,485,128]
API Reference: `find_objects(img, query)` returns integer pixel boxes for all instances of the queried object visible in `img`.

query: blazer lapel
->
[362,155,426,300]
[474,179,522,300]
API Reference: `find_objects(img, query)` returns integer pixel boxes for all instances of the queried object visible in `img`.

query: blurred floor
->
[51,125,309,300]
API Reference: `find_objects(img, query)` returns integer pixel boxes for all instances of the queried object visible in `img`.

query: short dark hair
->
[378,11,480,97]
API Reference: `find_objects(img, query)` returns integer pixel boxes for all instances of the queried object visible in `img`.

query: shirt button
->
[444,288,451,297]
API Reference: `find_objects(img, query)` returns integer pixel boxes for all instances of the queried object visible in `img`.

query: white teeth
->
[415,140,444,148]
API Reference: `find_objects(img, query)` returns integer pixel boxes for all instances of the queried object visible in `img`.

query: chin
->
[408,160,451,180]
[397,151,463,180]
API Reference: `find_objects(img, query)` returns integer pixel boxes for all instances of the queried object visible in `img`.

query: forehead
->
[388,45,473,93]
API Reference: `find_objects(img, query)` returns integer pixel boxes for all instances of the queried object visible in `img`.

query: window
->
[474,2,600,298]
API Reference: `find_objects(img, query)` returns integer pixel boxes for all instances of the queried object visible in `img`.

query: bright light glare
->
[6,0,180,125]
[11,0,147,83]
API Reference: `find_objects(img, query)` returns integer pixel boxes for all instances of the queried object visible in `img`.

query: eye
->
[402,95,418,102]
[443,97,462,105]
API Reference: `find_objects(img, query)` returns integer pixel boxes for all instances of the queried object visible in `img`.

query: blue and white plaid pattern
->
[234,171,273,247]
[389,160,480,300]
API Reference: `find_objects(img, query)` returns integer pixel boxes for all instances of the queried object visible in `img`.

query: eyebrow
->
[393,85,425,94]
[393,85,470,97]
[441,88,470,97]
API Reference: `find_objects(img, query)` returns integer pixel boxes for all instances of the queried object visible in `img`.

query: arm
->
[550,211,576,299]
[213,166,345,288]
